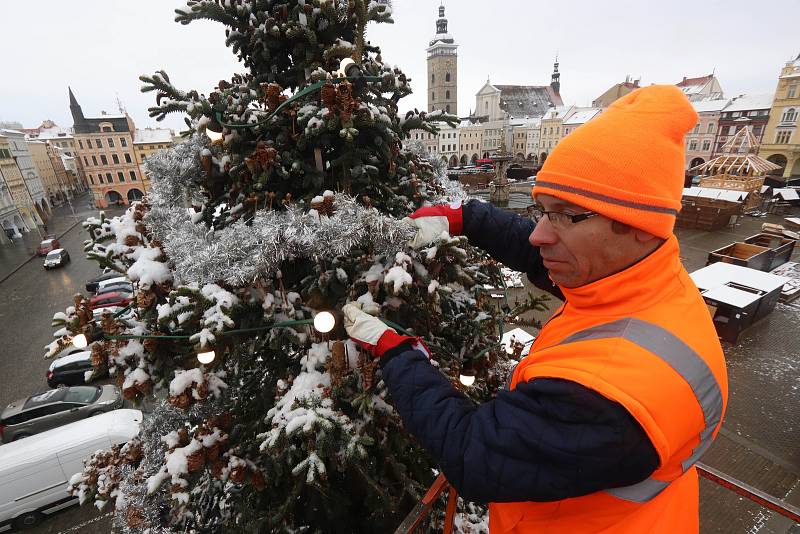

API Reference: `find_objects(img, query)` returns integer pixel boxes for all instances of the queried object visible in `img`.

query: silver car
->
[0,385,123,443]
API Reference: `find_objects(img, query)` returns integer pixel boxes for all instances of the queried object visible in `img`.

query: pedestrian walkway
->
[0,193,91,282]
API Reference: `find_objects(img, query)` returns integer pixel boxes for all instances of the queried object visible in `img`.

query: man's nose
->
[529,216,558,247]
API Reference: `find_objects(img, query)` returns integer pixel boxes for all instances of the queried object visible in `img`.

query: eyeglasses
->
[530,206,599,228]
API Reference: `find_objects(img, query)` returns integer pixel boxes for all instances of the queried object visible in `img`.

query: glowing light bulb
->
[205,128,223,142]
[73,333,88,349]
[459,373,476,387]
[313,311,336,333]
[197,350,216,364]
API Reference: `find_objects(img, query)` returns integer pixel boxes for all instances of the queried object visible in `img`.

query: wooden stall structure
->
[690,262,789,343]
[678,189,743,231]
[689,126,782,212]
[707,233,796,272]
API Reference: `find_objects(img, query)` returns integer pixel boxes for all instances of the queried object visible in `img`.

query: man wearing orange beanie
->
[344,85,728,532]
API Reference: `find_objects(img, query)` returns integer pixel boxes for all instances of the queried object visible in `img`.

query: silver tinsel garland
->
[143,134,418,287]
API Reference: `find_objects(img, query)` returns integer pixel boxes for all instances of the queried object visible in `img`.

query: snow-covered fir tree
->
[47,1,545,531]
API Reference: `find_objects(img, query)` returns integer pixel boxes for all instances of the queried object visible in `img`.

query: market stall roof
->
[690,126,781,177]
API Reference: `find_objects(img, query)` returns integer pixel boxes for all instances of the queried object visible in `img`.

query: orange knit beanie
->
[532,85,697,238]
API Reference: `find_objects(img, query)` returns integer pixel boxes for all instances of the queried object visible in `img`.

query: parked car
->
[95,281,133,295]
[0,409,142,531]
[85,270,125,293]
[43,249,70,270]
[35,237,61,256]
[46,351,101,387]
[91,307,124,321]
[0,385,123,443]
[95,276,129,292]
[87,291,132,310]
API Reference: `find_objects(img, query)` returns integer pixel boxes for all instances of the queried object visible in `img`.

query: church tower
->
[426,4,458,115]
[550,55,561,96]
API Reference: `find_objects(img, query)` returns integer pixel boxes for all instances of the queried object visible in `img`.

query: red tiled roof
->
[676,75,713,87]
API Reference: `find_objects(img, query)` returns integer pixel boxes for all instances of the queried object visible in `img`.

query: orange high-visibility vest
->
[489,236,728,533]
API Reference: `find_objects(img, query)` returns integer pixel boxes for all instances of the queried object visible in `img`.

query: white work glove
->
[403,201,464,249]
[342,303,424,359]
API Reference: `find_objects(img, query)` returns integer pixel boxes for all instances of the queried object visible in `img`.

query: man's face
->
[528,194,646,288]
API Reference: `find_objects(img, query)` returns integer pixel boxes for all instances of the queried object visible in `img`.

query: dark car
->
[85,270,126,293]
[0,385,122,443]
[87,291,132,310]
[46,351,103,387]
[95,281,134,295]
[35,237,61,256]
[43,248,70,270]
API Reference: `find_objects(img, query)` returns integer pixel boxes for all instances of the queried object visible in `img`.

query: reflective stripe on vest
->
[556,318,724,503]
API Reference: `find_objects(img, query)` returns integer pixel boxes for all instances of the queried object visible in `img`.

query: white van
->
[0,409,141,531]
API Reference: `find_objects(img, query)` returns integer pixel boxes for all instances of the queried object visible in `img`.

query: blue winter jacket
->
[380,200,659,504]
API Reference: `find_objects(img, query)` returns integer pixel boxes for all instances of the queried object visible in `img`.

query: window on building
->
[86,139,92,149]
[83,156,89,166]
[781,108,797,123]
[92,155,98,166]
[120,137,127,147]
[732,112,741,118]
[431,73,434,83]
[693,124,700,134]
[105,172,112,182]
[130,170,137,181]
[689,140,698,150]
[707,123,715,134]
[788,85,797,99]
[96,139,102,148]
[728,126,736,135]
[754,125,763,136]
[108,138,115,148]
[100,155,108,165]
[112,154,119,164]
[118,171,125,182]
[89,174,94,185]
[98,174,103,184]
[445,72,451,82]
[445,90,450,99]
[702,140,711,151]
[432,92,435,100]
[446,104,450,113]
[78,140,83,149]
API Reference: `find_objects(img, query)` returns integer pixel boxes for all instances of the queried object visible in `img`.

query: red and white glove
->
[342,303,430,359]
[403,201,463,248]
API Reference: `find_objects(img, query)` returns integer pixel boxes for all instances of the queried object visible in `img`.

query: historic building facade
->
[69,88,145,208]
[684,99,728,169]
[0,132,42,233]
[759,54,800,180]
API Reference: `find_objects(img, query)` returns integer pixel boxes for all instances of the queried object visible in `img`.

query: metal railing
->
[396,464,800,533]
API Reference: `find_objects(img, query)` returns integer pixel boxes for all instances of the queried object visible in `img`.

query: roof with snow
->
[676,74,714,93]
[564,108,602,125]
[723,93,774,112]
[133,128,174,144]
[692,99,729,113]
[542,105,574,121]
[494,85,563,118]
[683,187,748,202]
[773,188,800,201]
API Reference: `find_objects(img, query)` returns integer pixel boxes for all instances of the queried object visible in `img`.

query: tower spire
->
[551,54,561,95]
[68,86,85,123]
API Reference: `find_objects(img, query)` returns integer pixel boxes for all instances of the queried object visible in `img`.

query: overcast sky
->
[1,0,798,133]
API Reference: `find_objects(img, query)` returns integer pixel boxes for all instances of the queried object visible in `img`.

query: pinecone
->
[195,381,209,401]
[359,352,378,390]
[250,470,266,489]
[177,428,190,447]
[210,459,224,479]
[122,386,139,401]
[205,442,220,462]
[124,235,140,247]
[125,506,146,529]
[123,441,143,464]
[327,341,348,386]
[168,392,192,410]
[208,413,232,431]
[137,290,157,309]
[229,465,246,484]
[186,449,205,472]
